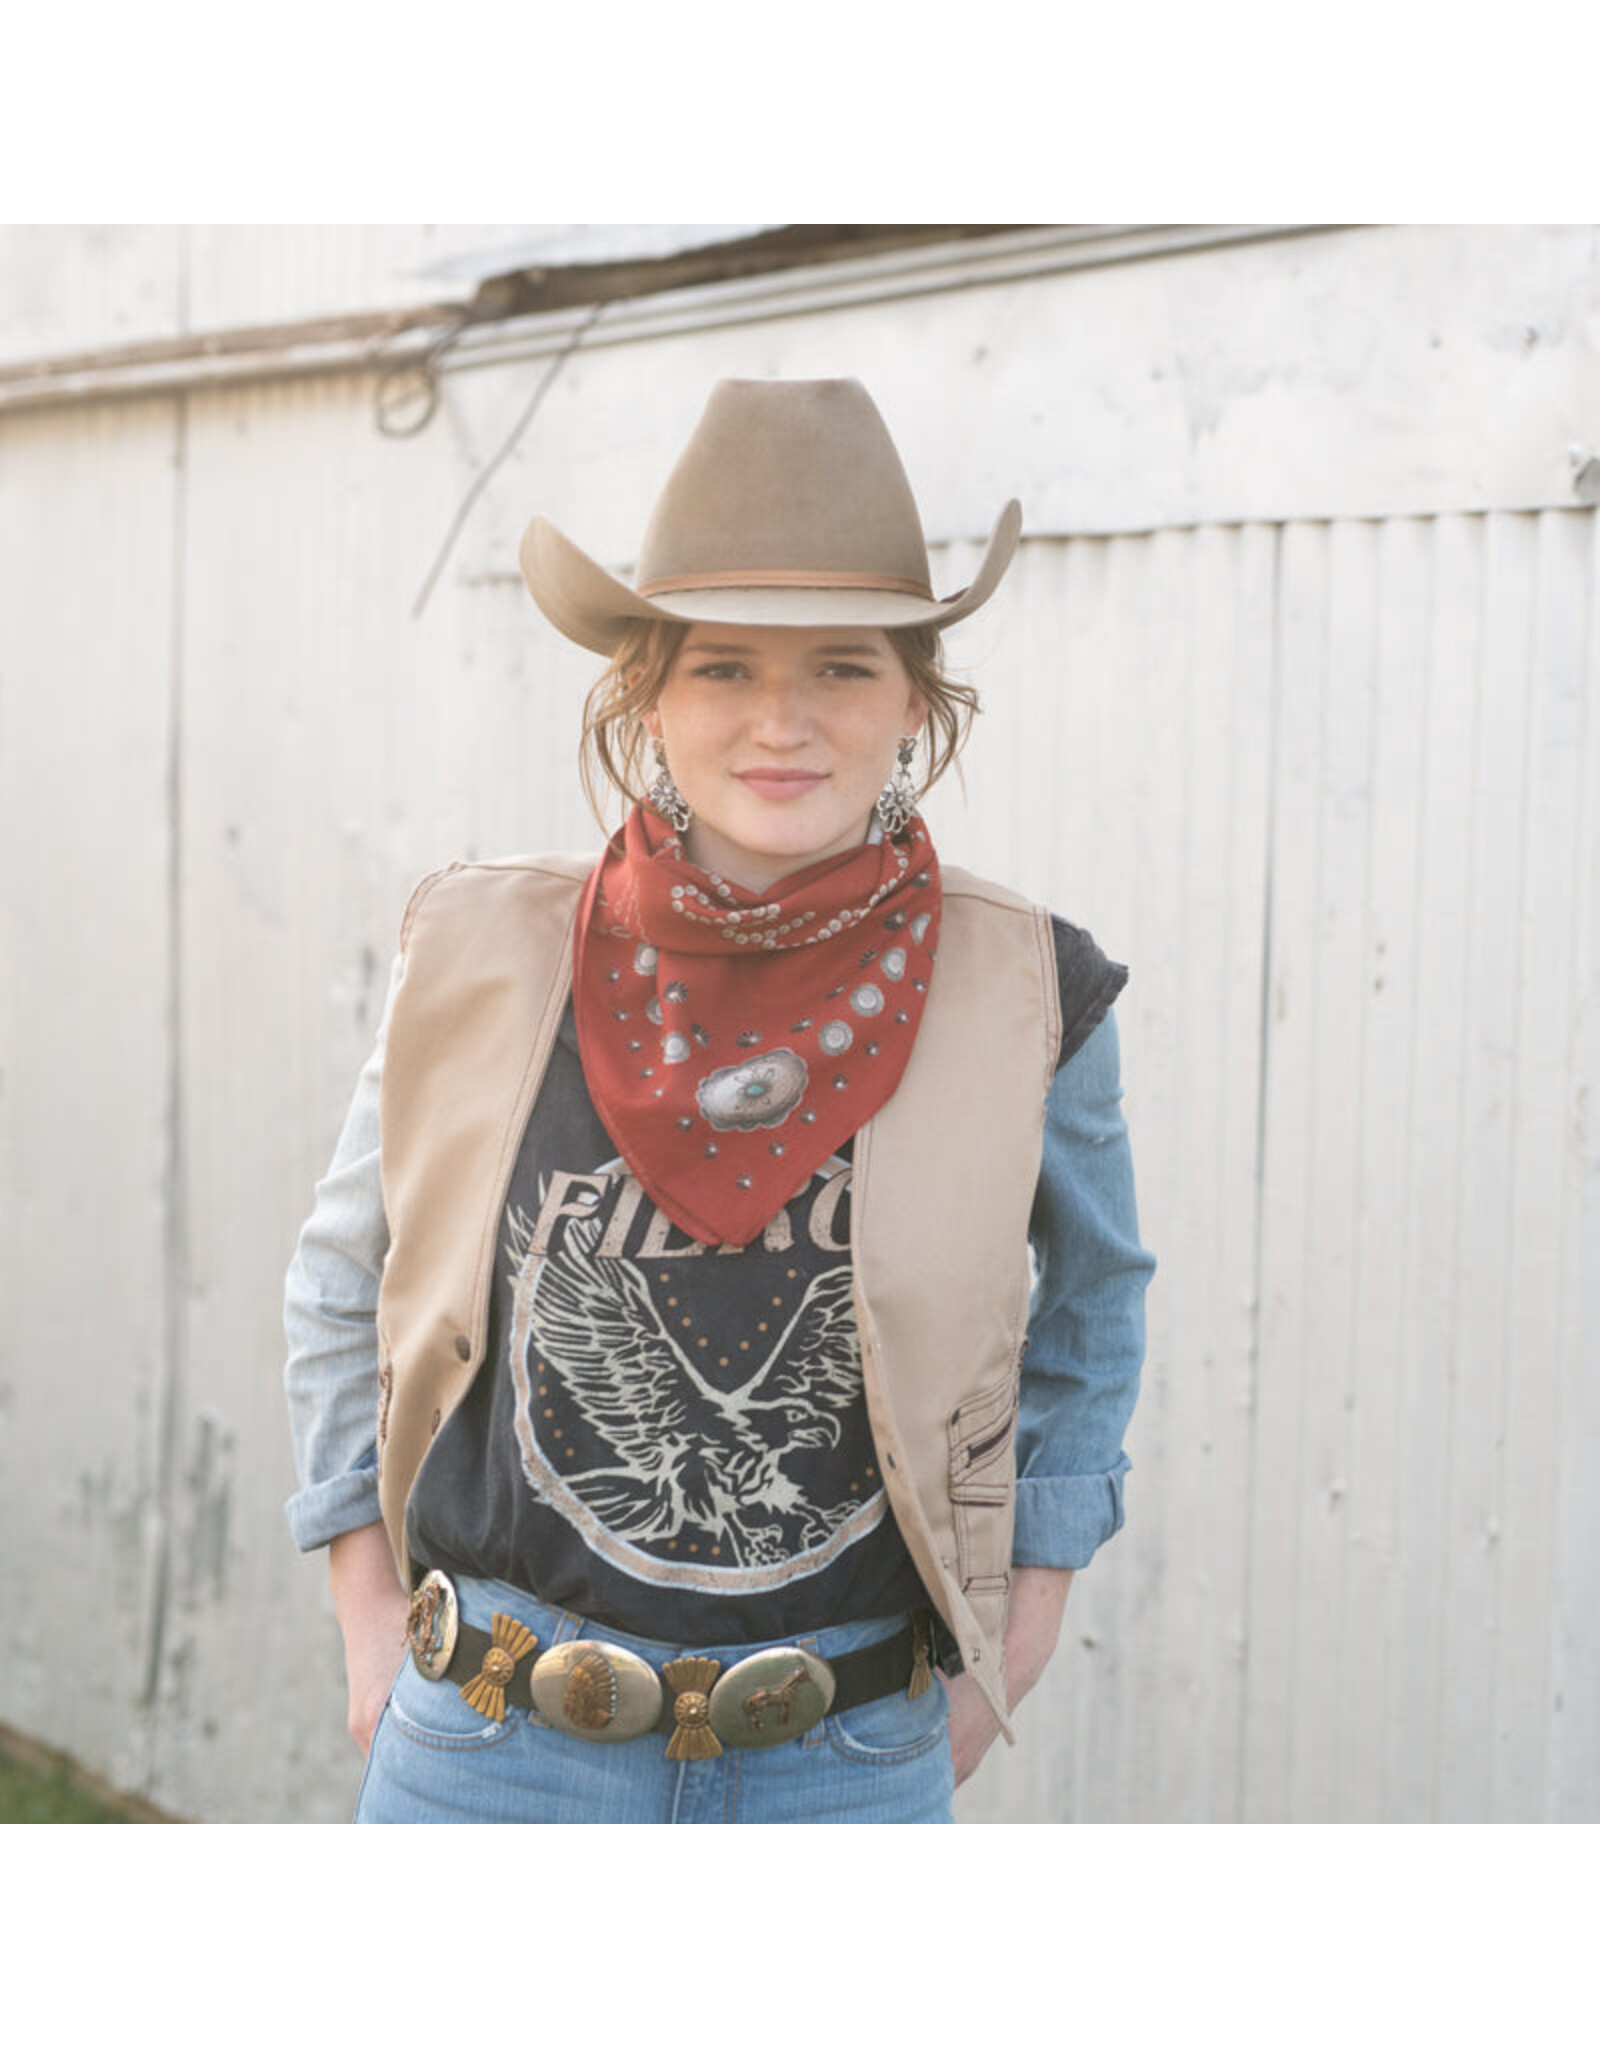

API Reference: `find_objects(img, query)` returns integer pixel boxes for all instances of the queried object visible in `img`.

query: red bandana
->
[573,804,943,1247]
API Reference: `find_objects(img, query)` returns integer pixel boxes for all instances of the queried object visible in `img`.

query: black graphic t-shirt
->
[406,917,1123,1646]
[407,1001,924,1644]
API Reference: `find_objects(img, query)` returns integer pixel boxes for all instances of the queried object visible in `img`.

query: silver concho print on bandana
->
[573,803,943,1250]
[696,1049,808,1132]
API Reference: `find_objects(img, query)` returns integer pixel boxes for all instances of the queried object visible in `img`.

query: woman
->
[284,378,1153,1823]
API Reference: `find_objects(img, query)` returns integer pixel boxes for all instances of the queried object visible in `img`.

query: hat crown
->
[635,379,933,598]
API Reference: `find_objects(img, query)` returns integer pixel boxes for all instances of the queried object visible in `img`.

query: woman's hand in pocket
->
[329,1524,411,1755]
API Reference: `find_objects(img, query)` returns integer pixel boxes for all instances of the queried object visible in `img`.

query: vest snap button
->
[454,1334,471,1361]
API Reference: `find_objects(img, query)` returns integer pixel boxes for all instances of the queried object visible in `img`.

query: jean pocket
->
[824,1680,949,1765]
[385,1657,521,1753]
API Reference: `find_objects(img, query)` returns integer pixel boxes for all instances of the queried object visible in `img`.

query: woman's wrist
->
[329,1524,409,1754]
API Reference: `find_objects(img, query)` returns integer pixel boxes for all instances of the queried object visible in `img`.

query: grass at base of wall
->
[0,1726,174,1823]
[0,1751,128,1822]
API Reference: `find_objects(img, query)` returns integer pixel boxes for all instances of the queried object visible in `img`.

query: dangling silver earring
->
[647,736,692,833]
[874,734,920,836]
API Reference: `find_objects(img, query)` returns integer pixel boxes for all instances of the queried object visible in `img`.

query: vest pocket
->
[947,1366,1020,1597]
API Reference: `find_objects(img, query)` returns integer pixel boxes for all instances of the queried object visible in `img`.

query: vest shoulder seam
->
[438,850,598,879]
[939,864,1048,920]
[397,853,596,946]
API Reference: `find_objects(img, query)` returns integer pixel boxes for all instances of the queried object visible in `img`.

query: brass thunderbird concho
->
[662,1656,724,1761]
[908,1611,934,1700]
[405,1568,459,1680]
[459,1613,539,1722]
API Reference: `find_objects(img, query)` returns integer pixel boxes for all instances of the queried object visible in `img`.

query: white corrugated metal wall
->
[932,510,1599,1820]
[1,224,1594,1820]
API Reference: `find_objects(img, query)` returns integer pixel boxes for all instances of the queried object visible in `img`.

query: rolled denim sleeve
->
[1014,1010,1155,1570]
[282,964,398,1551]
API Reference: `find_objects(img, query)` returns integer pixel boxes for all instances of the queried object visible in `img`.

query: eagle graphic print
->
[504,1156,888,1595]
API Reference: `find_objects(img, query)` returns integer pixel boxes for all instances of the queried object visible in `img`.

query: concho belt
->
[405,1569,936,1761]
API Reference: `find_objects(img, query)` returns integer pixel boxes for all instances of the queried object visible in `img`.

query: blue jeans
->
[355,1576,955,1824]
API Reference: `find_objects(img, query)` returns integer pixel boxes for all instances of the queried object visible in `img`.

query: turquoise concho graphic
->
[696,1049,808,1131]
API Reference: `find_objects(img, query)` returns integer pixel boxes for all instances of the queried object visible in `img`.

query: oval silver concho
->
[529,1639,663,1743]
[709,1645,836,1750]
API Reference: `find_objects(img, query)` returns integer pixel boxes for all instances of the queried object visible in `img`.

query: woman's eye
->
[820,663,873,680]
[692,662,747,681]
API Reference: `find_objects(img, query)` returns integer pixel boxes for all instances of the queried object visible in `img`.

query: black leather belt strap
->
[437,1617,924,1728]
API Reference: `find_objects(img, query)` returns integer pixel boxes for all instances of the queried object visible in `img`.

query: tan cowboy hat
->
[520,377,1022,657]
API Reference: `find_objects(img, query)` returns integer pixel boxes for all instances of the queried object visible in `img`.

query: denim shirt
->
[283,971,1154,1574]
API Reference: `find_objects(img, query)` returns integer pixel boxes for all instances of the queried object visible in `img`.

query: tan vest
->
[374,854,1060,1733]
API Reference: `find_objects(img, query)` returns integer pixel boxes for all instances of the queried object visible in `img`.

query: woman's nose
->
[748,672,811,742]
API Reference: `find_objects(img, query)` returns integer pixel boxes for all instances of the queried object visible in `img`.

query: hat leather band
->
[637,567,935,599]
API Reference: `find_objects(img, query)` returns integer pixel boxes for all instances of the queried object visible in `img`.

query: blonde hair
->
[578,618,980,826]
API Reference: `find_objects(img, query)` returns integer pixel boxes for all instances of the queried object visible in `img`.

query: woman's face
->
[644,624,925,893]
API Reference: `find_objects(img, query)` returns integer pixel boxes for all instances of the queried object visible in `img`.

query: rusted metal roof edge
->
[0,224,1336,417]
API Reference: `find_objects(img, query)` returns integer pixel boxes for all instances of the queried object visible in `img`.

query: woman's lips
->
[734,770,828,799]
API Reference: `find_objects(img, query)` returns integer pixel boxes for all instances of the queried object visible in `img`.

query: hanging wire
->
[410,299,606,620]
[372,311,470,440]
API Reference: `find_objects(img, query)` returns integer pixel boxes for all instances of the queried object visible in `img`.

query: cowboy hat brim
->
[519,499,1023,659]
